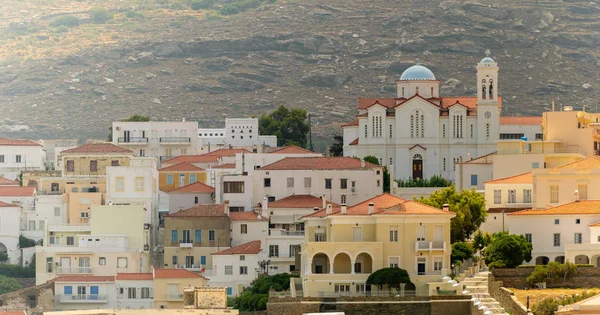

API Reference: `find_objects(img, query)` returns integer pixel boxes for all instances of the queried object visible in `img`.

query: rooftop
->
[167,181,215,194]
[0,201,19,208]
[159,162,204,172]
[61,143,132,154]
[211,163,236,169]
[0,138,41,147]
[341,119,359,128]
[161,155,220,165]
[0,186,35,197]
[259,157,381,171]
[154,268,205,279]
[204,148,251,157]
[213,240,261,255]
[267,194,339,209]
[509,200,600,216]
[0,176,19,186]
[499,116,542,125]
[268,145,318,154]
[54,275,115,282]
[485,172,533,185]
[116,273,153,280]
[165,204,227,218]
[229,211,268,221]
[553,156,600,172]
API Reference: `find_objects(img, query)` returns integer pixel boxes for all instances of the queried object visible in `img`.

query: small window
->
[494,190,501,204]
[304,177,311,188]
[99,257,106,265]
[54,207,61,216]
[553,233,561,247]
[194,196,199,204]
[135,177,144,192]
[167,175,173,185]
[340,179,348,189]
[389,226,398,242]
[555,219,560,225]
[117,257,128,268]
[209,230,215,241]
[0,155,4,163]
[115,177,124,192]
[239,266,248,275]
[240,255,245,261]
[269,245,279,257]
[264,178,271,188]
[90,160,98,172]
[287,177,294,188]
[171,230,178,242]
[225,266,233,275]
[576,219,581,224]
[574,233,583,244]
[66,160,75,172]
[525,233,532,243]
[532,162,539,169]
[66,236,74,246]
[341,195,346,204]
[241,224,248,234]
[550,185,559,203]
[470,175,478,186]
[325,179,332,189]
[15,155,22,163]
[111,160,119,166]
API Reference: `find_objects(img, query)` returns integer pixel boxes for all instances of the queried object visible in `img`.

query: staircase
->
[462,271,509,315]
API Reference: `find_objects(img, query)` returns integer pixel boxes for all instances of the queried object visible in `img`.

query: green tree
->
[451,242,474,264]
[366,267,411,291]
[484,233,532,268]
[472,230,493,253]
[0,252,8,263]
[19,235,36,248]
[258,106,309,147]
[191,0,214,10]
[51,15,80,28]
[328,134,343,156]
[233,273,296,311]
[363,155,379,165]
[0,275,21,294]
[108,114,150,141]
[89,7,113,24]
[416,186,487,243]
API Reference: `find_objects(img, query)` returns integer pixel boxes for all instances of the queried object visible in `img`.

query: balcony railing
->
[415,241,446,252]
[118,137,148,144]
[179,241,193,248]
[160,137,191,143]
[57,294,108,303]
[48,223,90,232]
[174,264,203,271]
[168,293,184,301]
[56,267,93,274]
[269,229,305,237]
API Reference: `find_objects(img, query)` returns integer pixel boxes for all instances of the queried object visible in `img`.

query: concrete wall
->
[0,280,54,315]
[392,187,440,200]
[45,309,238,314]
[487,279,528,315]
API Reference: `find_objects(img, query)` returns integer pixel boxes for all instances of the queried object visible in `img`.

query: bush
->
[532,291,597,315]
[366,267,411,291]
[527,266,548,287]
[0,252,8,263]
[191,0,213,10]
[125,11,144,19]
[451,242,474,264]
[0,275,22,294]
[233,273,296,311]
[51,15,80,27]
[0,264,35,278]
[19,236,36,249]
[89,7,113,24]
[484,233,532,268]
[219,4,240,15]
[397,175,452,187]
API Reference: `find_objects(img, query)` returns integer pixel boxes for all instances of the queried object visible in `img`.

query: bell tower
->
[476,52,499,103]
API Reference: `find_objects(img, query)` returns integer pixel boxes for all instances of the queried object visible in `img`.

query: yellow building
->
[158,162,207,192]
[58,143,135,177]
[300,194,455,297]
[153,268,208,309]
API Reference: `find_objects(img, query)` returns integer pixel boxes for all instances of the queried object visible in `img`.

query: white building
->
[342,57,501,181]
[198,118,277,152]
[229,211,268,247]
[0,201,23,264]
[115,273,154,309]
[210,240,265,296]
[111,120,200,161]
[498,117,542,141]
[22,194,66,242]
[54,275,117,311]
[0,138,46,181]
[42,139,78,170]
[165,182,215,214]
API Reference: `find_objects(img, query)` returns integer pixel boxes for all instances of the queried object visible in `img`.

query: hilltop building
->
[198,118,277,152]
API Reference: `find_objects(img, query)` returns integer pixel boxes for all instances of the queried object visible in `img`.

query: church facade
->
[343,57,501,180]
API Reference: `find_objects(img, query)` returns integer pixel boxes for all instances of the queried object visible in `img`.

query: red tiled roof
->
[204,149,251,157]
[459,152,495,165]
[509,200,600,216]
[0,311,27,315]
[267,194,339,209]
[159,162,204,172]
[440,96,502,109]
[213,240,261,255]
[61,143,132,154]
[358,98,396,110]
[116,273,153,280]
[161,155,220,165]
[211,163,236,169]
[259,157,381,171]
[269,145,317,154]
[485,172,533,184]
[349,138,359,146]
[0,176,19,186]
[0,138,41,147]
[154,268,205,279]
[589,221,600,227]
[229,211,268,221]
[0,186,35,197]
[167,181,214,194]
[305,193,455,218]
[487,207,530,214]
[54,275,115,282]
[500,116,542,125]
[341,119,359,128]
[553,156,600,172]
[165,204,227,218]
[0,201,19,208]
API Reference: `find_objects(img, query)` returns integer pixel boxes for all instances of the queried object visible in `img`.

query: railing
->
[175,264,203,271]
[179,241,193,248]
[497,146,584,155]
[57,294,108,303]
[38,190,63,195]
[118,137,148,143]
[160,137,191,143]
[415,241,446,251]
[56,267,93,274]
[168,293,184,301]
[269,229,305,236]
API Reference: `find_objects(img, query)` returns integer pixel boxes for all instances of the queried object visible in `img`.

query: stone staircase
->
[462,271,509,315]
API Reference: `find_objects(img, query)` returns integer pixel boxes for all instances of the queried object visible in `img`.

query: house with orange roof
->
[481,172,533,234]
[165,181,215,214]
[58,143,135,177]
[299,193,455,297]
[0,138,46,181]
[198,117,277,153]
[115,273,154,309]
[152,268,208,309]
[229,211,268,248]
[209,240,264,296]
[53,275,117,310]
[454,151,495,191]
[158,162,207,192]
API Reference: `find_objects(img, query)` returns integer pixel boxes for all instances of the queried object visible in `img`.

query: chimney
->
[361,160,366,168]
[322,194,327,209]
[341,204,347,215]
[326,204,333,215]
[575,190,580,202]
[224,200,230,215]
[368,203,374,215]
[442,204,449,212]
[261,197,269,218]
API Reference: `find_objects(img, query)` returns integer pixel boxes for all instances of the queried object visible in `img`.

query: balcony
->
[57,294,107,303]
[174,264,203,271]
[504,201,532,208]
[48,224,90,232]
[269,229,305,237]
[415,241,447,252]
[179,241,193,248]
[118,137,148,145]
[168,293,184,301]
[56,267,93,274]
[160,137,191,144]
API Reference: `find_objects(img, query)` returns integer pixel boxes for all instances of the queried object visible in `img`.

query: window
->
[189,174,196,183]
[575,233,583,244]
[434,257,443,271]
[364,125,367,138]
[443,158,446,171]
[453,114,463,138]
[223,181,244,193]
[195,230,202,242]
[239,266,248,275]
[550,185,559,203]
[372,114,382,138]
[171,230,178,242]
[111,160,119,166]
[167,175,173,185]
[99,257,106,265]
[46,257,53,272]
[264,178,271,188]
[15,155,22,163]
[535,133,543,140]
[182,230,191,243]
[77,286,86,295]
[442,124,446,138]
[54,207,61,216]
[90,160,98,172]
[525,233,532,243]
[377,179,381,187]
[389,124,393,138]
[389,157,393,165]
[486,123,490,138]
[225,266,233,275]
[66,237,74,246]
[290,245,299,258]
[315,232,325,242]
[508,190,516,203]
[578,184,588,200]
[66,160,74,172]
[341,195,346,204]
[79,257,90,269]
[494,190,501,204]
[128,287,136,299]
[135,177,144,192]
[172,256,178,266]
[470,175,478,186]
[241,224,247,234]
[64,286,72,295]
[240,255,245,261]
[200,256,206,265]
[340,179,347,189]
[304,177,311,188]
[141,288,150,299]
[209,230,215,241]
[353,227,362,242]
[354,262,362,273]
[0,155,4,163]
[532,162,540,169]
[287,177,294,188]
[325,178,332,189]
[470,124,474,138]
[194,196,198,204]
[389,226,398,242]
[553,233,561,247]
[28,221,35,231]
[523,189,532,203]
[499,133,525,140]
[115,177,124,192]
[269,245,279,257]
[389,257,399,268]
[335,284,351,293]
[576,219,581,224]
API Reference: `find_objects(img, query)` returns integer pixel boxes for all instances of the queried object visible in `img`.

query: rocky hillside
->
[1,0,599,148]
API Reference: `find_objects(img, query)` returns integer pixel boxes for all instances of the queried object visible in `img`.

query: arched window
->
[481,79,487,100]
[489,79,494,100]
[413,154,423,160]
[453,114,463,138]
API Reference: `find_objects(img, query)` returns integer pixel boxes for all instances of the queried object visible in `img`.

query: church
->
[342,56,501,180]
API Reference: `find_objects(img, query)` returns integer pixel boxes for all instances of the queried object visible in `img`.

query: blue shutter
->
[470,175,478,186]
[167,175,173,184]
[226,287,232,295]
[171,230,178,242]
[190,174,196,183]
[64,286,72,295]
[195,230,201,242]
[200,256,206,265]
[90,286,99,295]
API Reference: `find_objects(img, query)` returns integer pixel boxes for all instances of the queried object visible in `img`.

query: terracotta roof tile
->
[553,156,600,172]
[0,176,19,186]
[440,96,502,109]
[487,207,530,214]
[358,98,396,110]
[349,138,359,146]
[459,152,495,165]
[204,149,251,157]
[0,138,42,147]
[0,311,27,315]
[167,181,214,194]
[229,211,268,221]
[161,155,220,165]
[0,186,35,197]
[305,193,455,218]
[589,221,600,227]
[213,240,261,255]
[211,163,236,169]
[509,200,600,216]
[159,162,204,172]
[61,143,132,154]
[0,201,19,208]
[54,275,115,282]
[259,157,381,171]
[500,116,542,125]
[341,119,359,127]
[165,204,227,218]
[485,172,533,185]
[116,273,153,280]
[267,194,339,209]
[268,145,317,154]
[154,268,206,279]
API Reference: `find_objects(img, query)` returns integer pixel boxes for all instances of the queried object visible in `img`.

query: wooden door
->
[412,160,423,179]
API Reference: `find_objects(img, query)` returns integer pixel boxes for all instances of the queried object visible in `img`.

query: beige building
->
[153,269,208,309]
[481,172,533,234]
[58,143,135,177]
[300,194,455,297]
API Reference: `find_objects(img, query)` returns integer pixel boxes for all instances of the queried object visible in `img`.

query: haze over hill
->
[0,0,599,148]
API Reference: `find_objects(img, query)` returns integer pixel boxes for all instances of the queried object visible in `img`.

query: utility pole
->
[308,114,314,151]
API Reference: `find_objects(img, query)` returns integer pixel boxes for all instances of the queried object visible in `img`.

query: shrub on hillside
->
[191,0,214,10]
[51,15,80,28]
[219,4,240,15]
[89,7,113,24]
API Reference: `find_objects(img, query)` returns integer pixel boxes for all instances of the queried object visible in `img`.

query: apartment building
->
[229,211,268,247]
[115,273,154,309]
[54,275,117,311]
[0,138,46,181]
[498,116,542,141]
[481,172,533,234]
[158,163,207,192]
[210,240,264,296]
[300,194,455,297]
[153,269,208,309]
[111,120,200,161]
[165,181,215,214]
[198,118,277,152]
[0,201,22,264]
[58,143,135,177]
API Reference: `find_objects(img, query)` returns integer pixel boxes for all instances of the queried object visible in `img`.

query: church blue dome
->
[480,57,495,64]
[400,64,436,81]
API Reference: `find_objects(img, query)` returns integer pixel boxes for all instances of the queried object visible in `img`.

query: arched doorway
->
[555,256,565,264]
[535,256,549,265]
[575,255,590,265]
[333,253,351,274]
[311,253,330,274]
[592,255,600,267]
[355,253,373,274]
[412,154,423,179]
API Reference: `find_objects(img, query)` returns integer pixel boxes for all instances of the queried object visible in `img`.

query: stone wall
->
[0,280,54,315]
[491,267,600,289]
[488,278,528,315]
